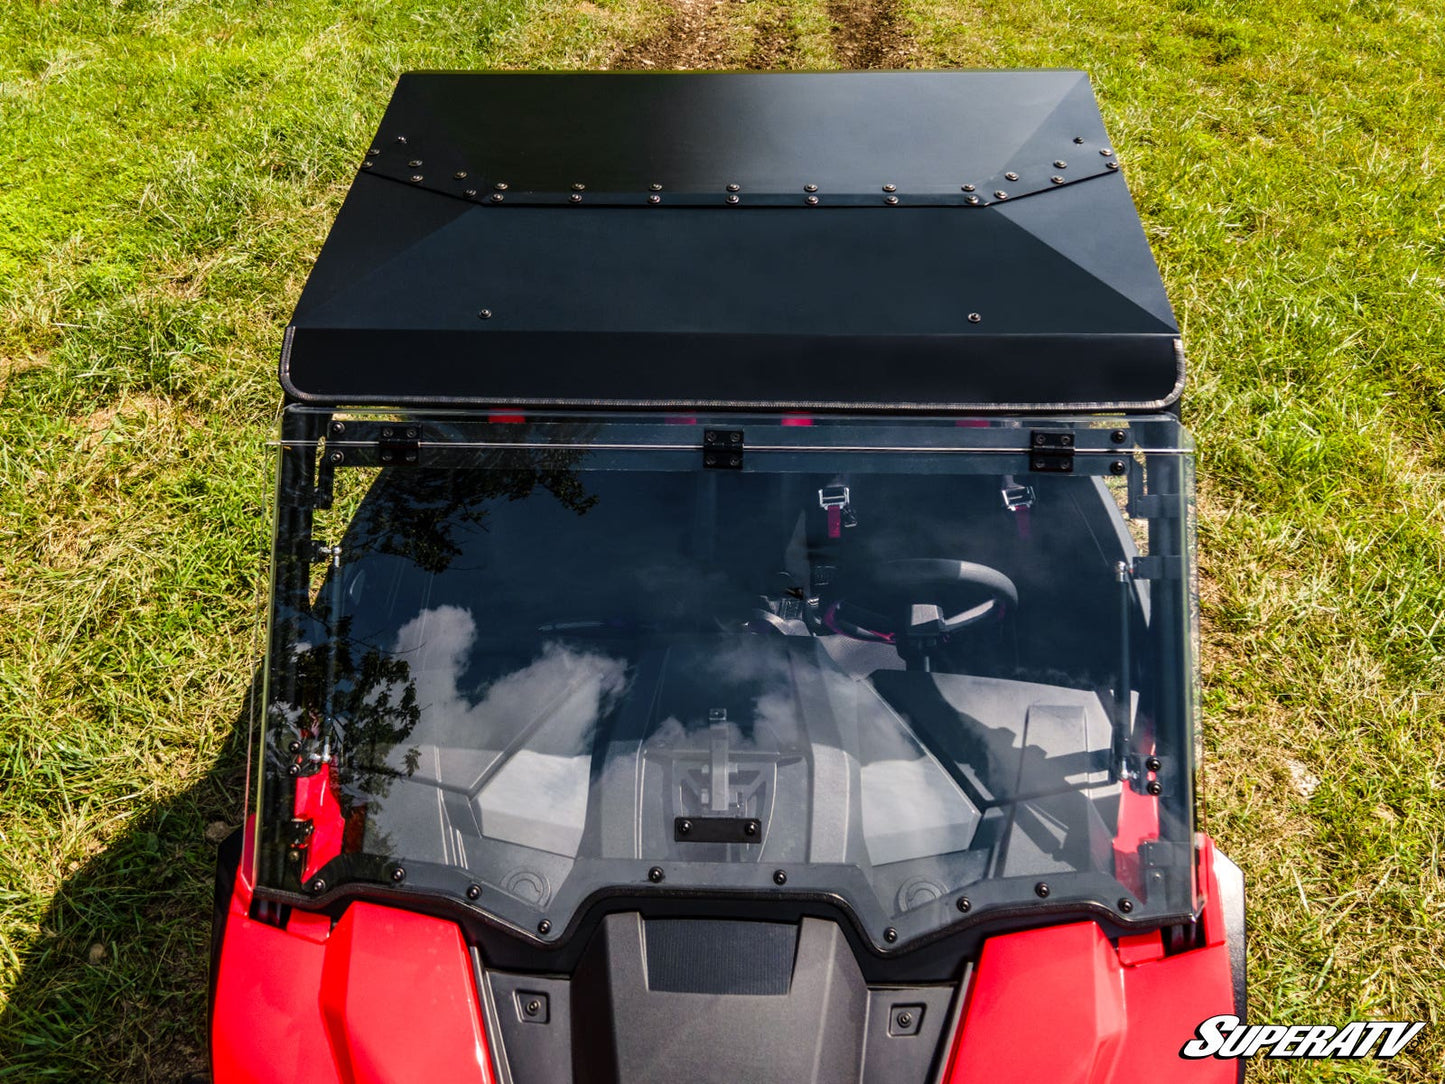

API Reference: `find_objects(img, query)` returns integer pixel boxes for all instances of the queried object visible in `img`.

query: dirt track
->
[826,0,916,68]
[613,0,914,70]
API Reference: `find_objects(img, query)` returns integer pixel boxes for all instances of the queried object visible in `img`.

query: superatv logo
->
[1181,1016,1424,1060]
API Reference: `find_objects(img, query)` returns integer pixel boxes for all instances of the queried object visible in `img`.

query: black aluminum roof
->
[282,71,1183,412]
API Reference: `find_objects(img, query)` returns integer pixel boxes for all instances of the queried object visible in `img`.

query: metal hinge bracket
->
[1028,430,1075,473]
[379,425,421,465]
[703,429,744,469]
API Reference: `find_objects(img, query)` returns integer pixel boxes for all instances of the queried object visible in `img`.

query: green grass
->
[2,0,1443,1079]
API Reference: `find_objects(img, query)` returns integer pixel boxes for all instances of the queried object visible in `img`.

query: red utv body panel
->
[213,824,1236,1083]
[213,825,494,1084]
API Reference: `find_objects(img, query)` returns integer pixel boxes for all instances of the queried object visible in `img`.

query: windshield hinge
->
[1028,430,1075,473]
[703,429,743,469]
[1131,555,1182,580]
[378,425,421,465]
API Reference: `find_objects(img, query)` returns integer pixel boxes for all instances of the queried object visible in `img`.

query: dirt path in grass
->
[613,0,742,69]
[614,0,915,70]
[826,0,916,67]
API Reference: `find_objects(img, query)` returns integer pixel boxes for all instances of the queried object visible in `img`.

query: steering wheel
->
[823,558,1018,642]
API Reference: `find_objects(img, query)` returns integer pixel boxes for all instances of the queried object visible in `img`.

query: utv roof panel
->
[282,71,1183,412]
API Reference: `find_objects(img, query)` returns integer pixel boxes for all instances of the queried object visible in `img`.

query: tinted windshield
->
[257,412,1197,949]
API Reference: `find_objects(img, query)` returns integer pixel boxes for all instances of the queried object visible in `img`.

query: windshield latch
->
[1000,481,1035,511]
[818,484,857,537]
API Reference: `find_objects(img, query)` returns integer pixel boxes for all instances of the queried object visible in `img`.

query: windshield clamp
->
[1028,430,1075,473]
[1126,754,1169,795]
[703,429,744,469]
[1132,555,1182,580]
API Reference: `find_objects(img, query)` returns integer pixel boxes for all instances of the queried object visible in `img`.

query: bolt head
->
[454,171,468,179]
[1101,147,1114,156]
[408,159,422,167]
[897,1012,913,1028]
[1004,171,1019,181]
[525,999,541,1016]
[391,866,406,883]
[490,192,504,203]
[1147,780,1163,796]
[362,160,374,170]
[883,927,898,943]
[369,147,381,156]
[956,895,972,912]
[648,866,664,883]
[882,183,896,193]
[965,195,979,205]
[1073,136,1085,144]
[310,878,326,893]
[994,190,1008,199]
[805,195,819,205]
[648,194,661,204]
[726,183,740,192]
[744,820,759,836]
[804,183,818,192]
[494,182,508,191]
[537,919,551,935]
[395,135,407,144]
[961,184,976,192]
[884,195,899,205]
[650,183,663,191]
[967,312,981,324]
[1051,175,1065,184]
[1111,429,1127,443]
[478,309,492,320]
[1106,160,1120,170]
[1035,881,1050,898]
[726,194,740,205]
[1118,897,1135,914]
[409,174,423,184]
[465,188,477,198]
[1146,755,1162,772]
[1110,460,1127,475]
[572,182,586,191]
[773,869,787,885]
[1054,159,1068,168]
[569,193,582,203]
[466,883,482,900]
[678,820,692,835]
